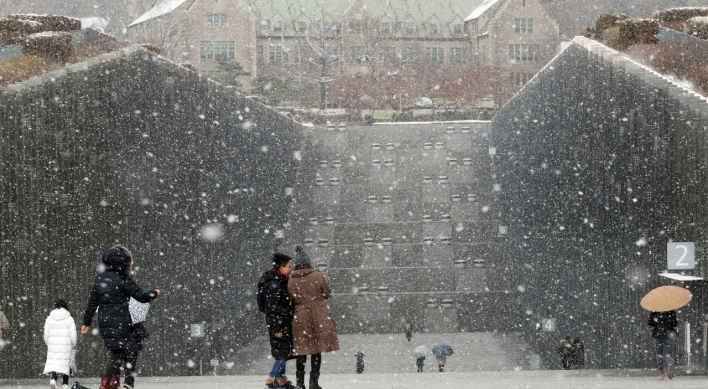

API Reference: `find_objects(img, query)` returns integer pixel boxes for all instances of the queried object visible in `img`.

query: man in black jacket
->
[648,310,678,380]
[258,253,295,389]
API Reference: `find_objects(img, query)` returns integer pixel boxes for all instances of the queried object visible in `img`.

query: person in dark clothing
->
[258,253,295,389]
[81,248,160,389]
[570,337,586,369]
[404,323,414,343]
[416,355,425,373]
[355,352,364,374]
[648,310,678,380]
[557,337,572,370]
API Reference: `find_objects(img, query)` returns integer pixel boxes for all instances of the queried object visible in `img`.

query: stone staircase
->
[278,122,515,333]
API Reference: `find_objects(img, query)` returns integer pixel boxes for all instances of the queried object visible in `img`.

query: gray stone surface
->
[279,122,511,333]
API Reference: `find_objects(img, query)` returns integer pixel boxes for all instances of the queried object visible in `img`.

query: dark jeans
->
[50,372,69,385]
[654,337,675,370]
[106,349,127,376]
[125,349,139,386]
[296,353,321,374]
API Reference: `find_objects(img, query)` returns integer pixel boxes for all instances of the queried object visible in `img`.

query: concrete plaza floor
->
[2,371,708,389]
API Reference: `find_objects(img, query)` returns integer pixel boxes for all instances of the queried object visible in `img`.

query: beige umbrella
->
[640,285,692,311]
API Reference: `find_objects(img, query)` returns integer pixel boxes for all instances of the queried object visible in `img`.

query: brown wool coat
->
[287,268,340,355]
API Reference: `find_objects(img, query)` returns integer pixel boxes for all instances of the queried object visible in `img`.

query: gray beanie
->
[293,245,311,268]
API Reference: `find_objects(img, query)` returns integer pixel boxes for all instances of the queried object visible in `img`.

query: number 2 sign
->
[667,242,695,270]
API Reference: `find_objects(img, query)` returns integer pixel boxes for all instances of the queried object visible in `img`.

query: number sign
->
[190,324,205,337]
[541,318,556,332]
[667,242,695,270]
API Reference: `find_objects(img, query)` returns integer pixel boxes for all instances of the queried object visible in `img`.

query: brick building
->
[128,0,559,100]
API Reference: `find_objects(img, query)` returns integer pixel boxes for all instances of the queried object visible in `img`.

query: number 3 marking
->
[675,245,689,267]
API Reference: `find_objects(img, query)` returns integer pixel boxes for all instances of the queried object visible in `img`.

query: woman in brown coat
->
[287,246,339,389]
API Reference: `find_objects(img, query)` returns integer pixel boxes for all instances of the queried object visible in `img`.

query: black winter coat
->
[648,310,678,339]
[83,249,158,352]
[258,269,294,360]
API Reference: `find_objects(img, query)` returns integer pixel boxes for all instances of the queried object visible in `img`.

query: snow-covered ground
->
[226,332,530,375]
[1,370,704,389]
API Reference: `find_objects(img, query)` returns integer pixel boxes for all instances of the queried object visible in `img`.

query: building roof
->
[129,0,189,27]
[129,0,483,38]
[465,0,501,21]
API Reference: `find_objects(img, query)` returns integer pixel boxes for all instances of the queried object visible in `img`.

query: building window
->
[349,21,362,34]
[405,23,415,33]
[299,21,307,32]
[512,72,532,86]
[402,46,418,62]
[425,47,444,63]
[508,44,539,62]
[453,24,462,35]
[273,20,282,32]
[269,45,288,62]
[200,70,226,78]
[257,46,263,63]
[381,23,390,33]
[325,46,338,60]
[514,19,533,33]
[376,46,396,63]
[200,41,235,59]
[429,23,438,33]
[350,46,365,63]
[450,47,467,64]
[207,14,227,26]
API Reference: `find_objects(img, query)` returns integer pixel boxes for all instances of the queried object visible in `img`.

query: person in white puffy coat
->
[43,300,77,389]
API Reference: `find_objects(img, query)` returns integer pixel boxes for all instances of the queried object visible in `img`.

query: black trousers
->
[296,353,321,373]
[50,372,69,385]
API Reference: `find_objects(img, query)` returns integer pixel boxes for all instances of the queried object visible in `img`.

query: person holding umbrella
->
[641,285,691,380]
[413,346,428,373]
[431,344,453,372]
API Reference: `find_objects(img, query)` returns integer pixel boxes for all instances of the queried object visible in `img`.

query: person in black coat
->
[258,253,295,389]
[81,248,160,389]
[648,310,678,380]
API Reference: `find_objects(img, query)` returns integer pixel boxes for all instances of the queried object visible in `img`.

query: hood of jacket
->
[290,267,315,278]
[50,307,71,321]
[258,269,281,289]
[102,248,127,273]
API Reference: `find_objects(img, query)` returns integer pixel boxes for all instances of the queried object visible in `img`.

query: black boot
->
[309,371,322,389]
[295,371,306,389]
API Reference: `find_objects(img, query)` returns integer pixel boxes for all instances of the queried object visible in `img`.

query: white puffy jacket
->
[43,308,77,375]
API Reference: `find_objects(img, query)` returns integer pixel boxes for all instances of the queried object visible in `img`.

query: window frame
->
[273,20,282,32]
[429,23,438,34]
[405,23,415,34]
[381,22,390,33]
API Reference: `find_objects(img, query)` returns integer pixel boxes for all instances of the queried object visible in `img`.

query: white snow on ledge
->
[571,36,708,109]
[129,0,187,27]
[659,272,703,281]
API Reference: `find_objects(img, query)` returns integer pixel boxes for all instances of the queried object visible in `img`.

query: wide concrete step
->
[227,332,530,375]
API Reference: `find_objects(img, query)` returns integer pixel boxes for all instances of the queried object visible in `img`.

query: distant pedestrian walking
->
[404,323,414,342]
[0,304,9,351]
[416,356,425,373]
[43,299,77,389]
[81,247,160,389]
[432,344,453,372]
[355,352,364,374]
[649,310,678,380]
[557,337,572,370]
[288,245,339,389]
[413,346,428,373]
[570,337,586,369]
[258,253,295,389]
